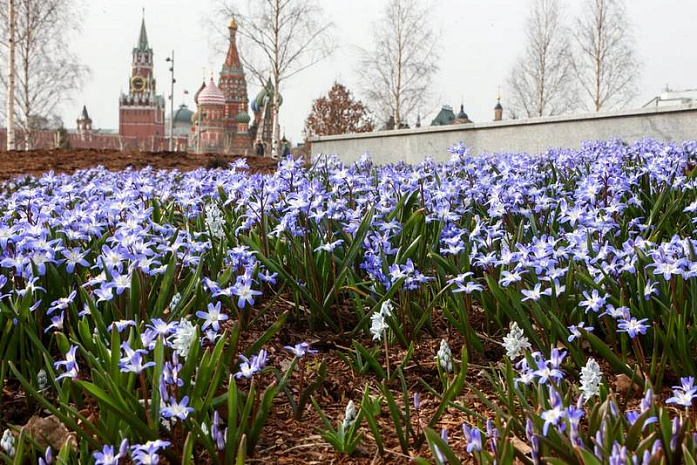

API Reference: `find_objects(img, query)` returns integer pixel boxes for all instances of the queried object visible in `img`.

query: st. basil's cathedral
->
[188,16,280,155]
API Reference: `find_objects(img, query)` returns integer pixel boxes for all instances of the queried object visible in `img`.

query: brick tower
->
[119,15,165,141]
[218,16,251,154]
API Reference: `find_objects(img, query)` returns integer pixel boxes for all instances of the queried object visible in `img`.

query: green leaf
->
[353,341,386,379]
[296,361,327,420]
[181,432,195,465]
[7,362,101,449]
[576,447,604,465]
[360,388,384,454]
[423,426,462,465]
[236,434,247,465]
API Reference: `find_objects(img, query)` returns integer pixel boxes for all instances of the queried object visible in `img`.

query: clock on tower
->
[131,75,145,93]
[118,14,165,140]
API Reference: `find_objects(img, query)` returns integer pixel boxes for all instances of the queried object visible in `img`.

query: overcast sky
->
[66,0,697,144]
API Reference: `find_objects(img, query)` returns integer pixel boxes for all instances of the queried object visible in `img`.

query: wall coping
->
[310,104,697,143]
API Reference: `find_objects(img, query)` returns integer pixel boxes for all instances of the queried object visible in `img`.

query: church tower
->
[119,14,165,142]
[76,105,93,140]
[219,16,251,154]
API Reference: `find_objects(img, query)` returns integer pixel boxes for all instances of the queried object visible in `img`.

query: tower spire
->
[223,15,242,70]
[137,11,149,51]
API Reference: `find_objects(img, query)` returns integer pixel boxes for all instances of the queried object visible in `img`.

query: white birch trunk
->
[6,0,15,151]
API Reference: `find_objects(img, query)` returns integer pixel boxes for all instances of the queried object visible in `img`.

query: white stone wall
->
[310,104,697,164]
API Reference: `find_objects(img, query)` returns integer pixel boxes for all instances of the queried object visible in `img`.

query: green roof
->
[431,106,456,126]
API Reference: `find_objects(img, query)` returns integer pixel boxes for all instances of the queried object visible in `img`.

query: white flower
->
[437,339,453,372]
[169,292,182,310]
[370,312,389,341]
[579,358,602,401]
[380,300,394,317]
[370,300,394,341]
[37,369,48,391]
[1,429,14,457]
[205,204,226,240]
[171,319,196,359]
[341,400,357,430]
[502,322,531,360]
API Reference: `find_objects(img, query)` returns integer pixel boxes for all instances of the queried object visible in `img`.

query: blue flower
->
[521,283,552,302]
[540,388,565,436]
[119,351,156,374]
[161,395,194,420]
[111,317,137,332]
[54,345,79,380]
[131,440,170,465]
[567,322,593,342]
[235,350,267,379]
[617,317,649,339]
[284,342,318,359]
[195,301,228,331]
[666,377,697,408]
[232,276,262,308]
[62,248,89,273]
[462,423,483,454]
[93,444,121,465]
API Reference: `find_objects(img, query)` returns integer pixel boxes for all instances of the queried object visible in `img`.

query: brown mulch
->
[0,148,278,180]
[2,296,657,463]
[233,300,501,464]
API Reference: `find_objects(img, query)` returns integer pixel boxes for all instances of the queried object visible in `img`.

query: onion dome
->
[191,111,199,124]
[193,80,206,104]
[235,111,251,123]
[229,15,238,30]
[251,78,283,113]
[198,78,226,106]
[494,100,503,110]
[457,104,469,120]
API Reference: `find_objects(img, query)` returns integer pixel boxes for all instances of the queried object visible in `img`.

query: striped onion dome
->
[198,78,226,106]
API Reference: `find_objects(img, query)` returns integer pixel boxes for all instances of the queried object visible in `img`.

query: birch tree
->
[572,0,639,111]
[507,0,576,117]
[0,0,87,149]
[5,0,15,150]
[359,0,439,127]
[215,0,334,157]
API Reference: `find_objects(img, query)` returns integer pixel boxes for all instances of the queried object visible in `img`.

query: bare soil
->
[0,149,278,180]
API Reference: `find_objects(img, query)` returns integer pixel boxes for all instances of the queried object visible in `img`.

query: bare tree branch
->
[572,0,640,111]
[0,0,88,147]
[506,0,577,118]
[358,0,440,127]
[210,0,335,156]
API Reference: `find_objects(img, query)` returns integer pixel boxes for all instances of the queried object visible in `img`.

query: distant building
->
[643,88,697,108]
[431,104,471,126]
[167,104,193,151]
[380,116,409,131]
[76,106,93,140]
[170,104,193,137]
[494,98,503,122]
[194,78,227,152]
[249,77,281,154]
[191,16,256,155]
[118,15,165,143]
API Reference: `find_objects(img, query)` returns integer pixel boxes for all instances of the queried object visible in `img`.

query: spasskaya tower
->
[118,15,165,140]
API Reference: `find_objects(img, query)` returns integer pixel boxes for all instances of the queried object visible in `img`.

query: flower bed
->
[1,139,697,464]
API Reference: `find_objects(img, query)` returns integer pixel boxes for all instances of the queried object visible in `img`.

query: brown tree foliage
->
[304,82,374,139]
